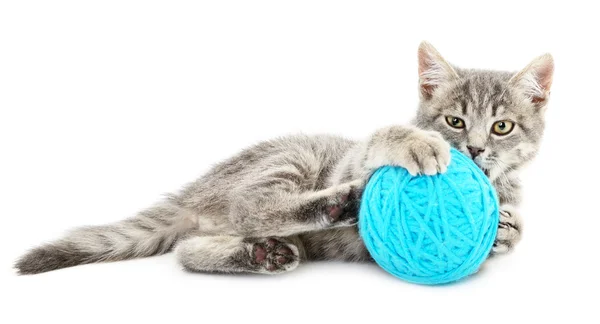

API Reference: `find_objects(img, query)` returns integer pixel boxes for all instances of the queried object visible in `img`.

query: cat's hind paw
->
[250,237,300,274]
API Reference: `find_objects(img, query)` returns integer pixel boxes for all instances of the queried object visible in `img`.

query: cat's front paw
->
[367,126,451,176]
[492,205,522,254]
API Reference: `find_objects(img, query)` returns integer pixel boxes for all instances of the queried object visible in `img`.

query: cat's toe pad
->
[251,237,299,274]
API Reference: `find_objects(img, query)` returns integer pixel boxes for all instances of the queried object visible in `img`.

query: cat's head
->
[413,41,553,181]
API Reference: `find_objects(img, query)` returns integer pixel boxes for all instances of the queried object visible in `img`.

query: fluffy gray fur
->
[16,42,553,275]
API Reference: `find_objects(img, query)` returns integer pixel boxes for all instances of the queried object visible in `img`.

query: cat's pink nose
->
[467,146,485,158]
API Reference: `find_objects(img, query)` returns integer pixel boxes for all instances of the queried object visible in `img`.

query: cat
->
[16,42,553,275]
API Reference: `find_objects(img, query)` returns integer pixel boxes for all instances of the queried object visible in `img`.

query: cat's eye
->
[445,116,465,129]
[492,120,515,135]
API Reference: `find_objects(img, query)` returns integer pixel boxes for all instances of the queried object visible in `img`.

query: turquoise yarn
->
[359,148,499,285]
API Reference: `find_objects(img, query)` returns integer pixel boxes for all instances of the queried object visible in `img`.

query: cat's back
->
[175,134,357,210]
[212,133,356,175]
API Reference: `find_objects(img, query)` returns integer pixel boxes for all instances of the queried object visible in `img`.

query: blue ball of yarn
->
[359,148,499,285]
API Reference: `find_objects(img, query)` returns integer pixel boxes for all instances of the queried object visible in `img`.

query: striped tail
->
[15,202,196,275]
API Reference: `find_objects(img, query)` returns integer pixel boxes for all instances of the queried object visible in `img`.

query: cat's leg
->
[229,125,452,239]
[362,125,451,175]
[176,235,301,274]
[492,205,522,254]
[330,125,452,186]
[230,179,363,237]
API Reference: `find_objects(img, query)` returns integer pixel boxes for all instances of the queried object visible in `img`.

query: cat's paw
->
[367,126,451,176]
[492,205,522,254]
[323,180,362,227]
[250,237,300,274]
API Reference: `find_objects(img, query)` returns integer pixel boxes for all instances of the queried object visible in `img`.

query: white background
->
[1,1,598,323]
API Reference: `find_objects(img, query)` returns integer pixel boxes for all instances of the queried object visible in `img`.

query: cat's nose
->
[467,146,485,158]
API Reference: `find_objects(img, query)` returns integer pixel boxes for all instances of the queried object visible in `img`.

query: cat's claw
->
[492,206,522,254]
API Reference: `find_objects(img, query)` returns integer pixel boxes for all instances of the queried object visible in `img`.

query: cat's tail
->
[15,201,197,275]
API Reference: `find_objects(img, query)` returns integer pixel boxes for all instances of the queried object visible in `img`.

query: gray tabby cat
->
[16,42,553,275]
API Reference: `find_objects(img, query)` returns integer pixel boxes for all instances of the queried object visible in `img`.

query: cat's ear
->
[509,53,554,108]
[418,41,459,100]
